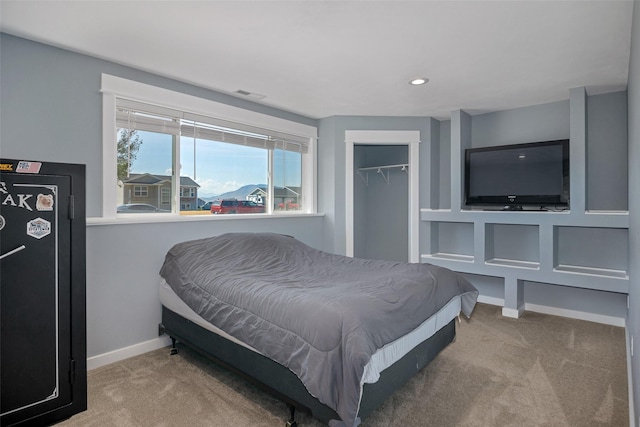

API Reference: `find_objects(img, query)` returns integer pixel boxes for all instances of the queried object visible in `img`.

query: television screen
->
[465,139,570,209]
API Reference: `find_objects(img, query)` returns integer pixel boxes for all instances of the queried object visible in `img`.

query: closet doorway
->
[345,130,420,262]
[354,145,408,261]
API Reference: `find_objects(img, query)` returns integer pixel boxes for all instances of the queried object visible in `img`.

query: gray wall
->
[0,33,324,358]
[87,218,323,357]
[438,121,451,209]
[354,145,408,261]
[627,1,639,423]
[588,91,629,211]
[471,100,570,147]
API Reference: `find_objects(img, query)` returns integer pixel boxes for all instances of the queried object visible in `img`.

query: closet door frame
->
[345,130,420,262]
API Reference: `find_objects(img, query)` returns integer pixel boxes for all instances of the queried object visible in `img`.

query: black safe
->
[0,159,86,426]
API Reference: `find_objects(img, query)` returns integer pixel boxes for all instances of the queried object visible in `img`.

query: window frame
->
[101,74,317,220]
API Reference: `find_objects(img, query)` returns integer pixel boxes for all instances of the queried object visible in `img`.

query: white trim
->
[87,336,172,370]
[344,130,420,261]
[626,327,637,427]
[101,74,317,140]
[473,295,626,326]
[502,306,524,319]
[476,295,505,307]
[408,142,419,262]
[102,93,117,218]
[100,74,317,218]
[345,141,355,256]
[524,303,626,327]
[303,137,317,214]
[87,212,325,226]
[345,130,421,144]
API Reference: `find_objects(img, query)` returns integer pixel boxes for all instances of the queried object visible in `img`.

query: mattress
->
[159,279,462,385]
[159,233,478,427]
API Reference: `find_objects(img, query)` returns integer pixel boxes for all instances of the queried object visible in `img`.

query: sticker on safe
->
[27,217,51,239]
[36,194,54,211]
[16,161,42,174]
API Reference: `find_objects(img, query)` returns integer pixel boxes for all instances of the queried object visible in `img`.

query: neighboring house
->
[121,173,200,210]
[276,186,301,210]
[210,184,301,210]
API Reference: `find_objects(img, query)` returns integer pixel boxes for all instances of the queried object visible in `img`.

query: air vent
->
[235,89,266,100]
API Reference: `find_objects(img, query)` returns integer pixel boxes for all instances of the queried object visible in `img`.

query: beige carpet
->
[58,304,629,426]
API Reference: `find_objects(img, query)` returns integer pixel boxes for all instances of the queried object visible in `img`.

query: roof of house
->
[124,173,200,188]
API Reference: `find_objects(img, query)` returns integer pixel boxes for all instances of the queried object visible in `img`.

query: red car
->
[277,201,300,210]
[210,199,265,214]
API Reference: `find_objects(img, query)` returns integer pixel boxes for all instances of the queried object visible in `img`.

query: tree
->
[117,129,143,181]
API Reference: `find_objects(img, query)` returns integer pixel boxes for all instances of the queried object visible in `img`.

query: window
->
[161,188,171,205]
[102,75,316,219]
[274,145,302,211]
[180,187,195,198]
[133,186,148,197]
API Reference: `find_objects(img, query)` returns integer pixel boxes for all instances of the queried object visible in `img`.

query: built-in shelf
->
[486,223,539,267]
[584,210,629,215]
[421,209,628,228]
[485,258,540,270]
[422,253,474,262]
[554,264,628,279]
[418,88,630,320]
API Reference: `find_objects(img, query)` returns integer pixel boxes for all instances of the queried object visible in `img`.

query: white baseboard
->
[476,295,504,306]
[627,328,637,427]
[475,295,625,326]
[502,306,525,318]
[524,303,626,327]
[87,336,172,370]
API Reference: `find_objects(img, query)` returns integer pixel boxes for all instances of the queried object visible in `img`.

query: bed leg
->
[170,337,178,355]
[285,404,297,427]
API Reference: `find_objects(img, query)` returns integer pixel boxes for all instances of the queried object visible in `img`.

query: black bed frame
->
[159,306,456,426]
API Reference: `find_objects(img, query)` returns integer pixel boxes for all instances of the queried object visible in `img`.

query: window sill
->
[87,212,324,226]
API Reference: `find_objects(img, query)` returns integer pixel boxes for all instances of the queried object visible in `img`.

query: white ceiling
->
[0,1,633,120]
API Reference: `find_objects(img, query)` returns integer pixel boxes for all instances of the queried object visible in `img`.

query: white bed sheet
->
[159,279,460,385]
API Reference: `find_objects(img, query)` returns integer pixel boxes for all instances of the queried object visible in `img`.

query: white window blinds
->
[116,100,181,134]
[116,99,310,152]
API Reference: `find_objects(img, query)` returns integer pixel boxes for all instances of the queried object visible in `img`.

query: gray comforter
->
[159,233,477,427]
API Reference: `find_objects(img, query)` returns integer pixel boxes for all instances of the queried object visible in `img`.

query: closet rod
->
[356,163,408,185]
[357,163,409,172]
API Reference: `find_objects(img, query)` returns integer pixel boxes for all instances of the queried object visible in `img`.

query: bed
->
[158,232,478,427]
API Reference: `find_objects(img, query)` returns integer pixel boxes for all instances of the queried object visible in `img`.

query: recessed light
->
[409,77,429,86]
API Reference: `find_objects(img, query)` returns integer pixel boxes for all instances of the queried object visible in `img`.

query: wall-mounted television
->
[464,139,570,210]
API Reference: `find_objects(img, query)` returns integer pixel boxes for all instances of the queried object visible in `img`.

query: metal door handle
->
[0,245,26,260]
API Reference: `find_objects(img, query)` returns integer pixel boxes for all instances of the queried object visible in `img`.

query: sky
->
[127,130,300,198]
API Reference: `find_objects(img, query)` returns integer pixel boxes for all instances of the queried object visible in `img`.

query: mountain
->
[202,184,266,202]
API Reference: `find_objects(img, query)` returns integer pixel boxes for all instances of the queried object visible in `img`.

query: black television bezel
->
[464,139,570,209]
